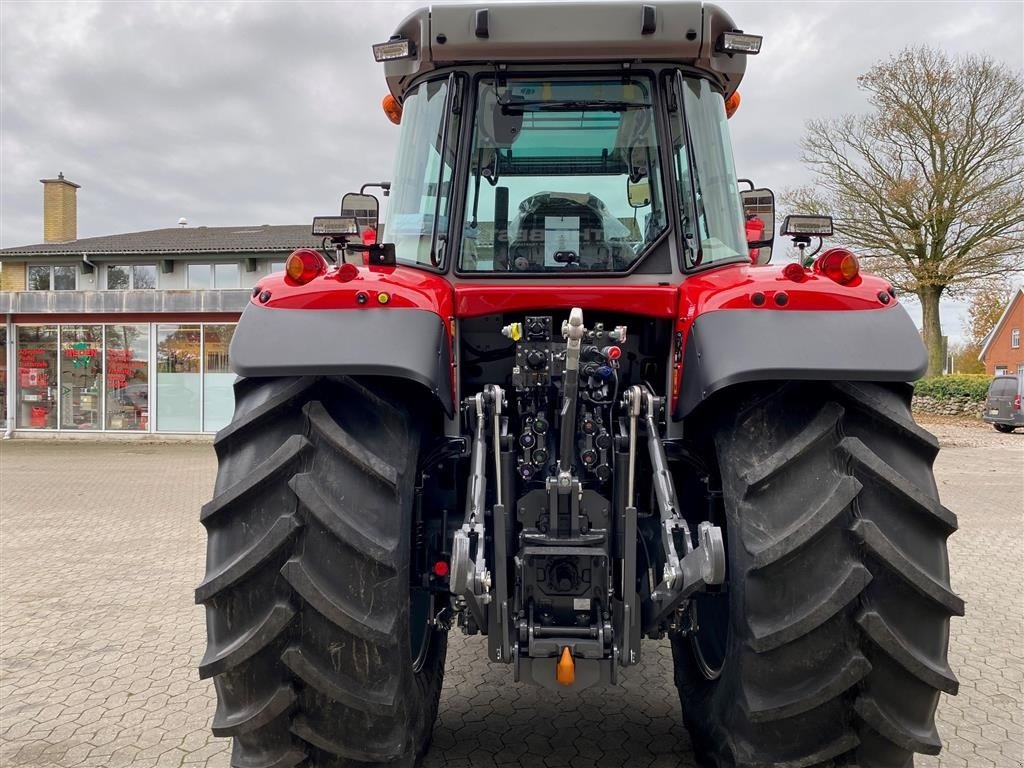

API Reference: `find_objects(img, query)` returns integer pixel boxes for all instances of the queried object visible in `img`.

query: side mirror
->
[341,192,380,243]
[627,179,651,208]
[740,187,775,264]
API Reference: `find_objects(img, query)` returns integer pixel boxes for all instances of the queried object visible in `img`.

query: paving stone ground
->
[1,420,1021,767]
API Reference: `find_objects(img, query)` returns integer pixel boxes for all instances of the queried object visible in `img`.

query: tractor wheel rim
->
[691,632,724,680]
[690,592,728,681]
[409,588,433,673]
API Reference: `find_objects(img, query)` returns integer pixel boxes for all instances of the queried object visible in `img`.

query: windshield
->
[671,75,747,267]
[458,77,667,273]
[386,77,461,268]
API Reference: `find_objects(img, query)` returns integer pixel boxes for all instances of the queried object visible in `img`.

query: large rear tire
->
[197,376,446,768]
[673,382,962,768]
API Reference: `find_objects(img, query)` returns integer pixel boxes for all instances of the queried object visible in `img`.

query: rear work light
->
[716,31,763,54]
[285,248,326,285]
[372,37,415,62]
[814,248,860,285]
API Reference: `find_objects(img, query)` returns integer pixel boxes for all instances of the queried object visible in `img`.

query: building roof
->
[0,224,321,257]
[979,286,1024,361]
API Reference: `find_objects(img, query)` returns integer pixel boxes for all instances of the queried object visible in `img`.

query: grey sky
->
[2,0,1022,342]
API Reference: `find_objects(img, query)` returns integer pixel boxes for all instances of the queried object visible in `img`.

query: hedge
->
[913,374,992,402]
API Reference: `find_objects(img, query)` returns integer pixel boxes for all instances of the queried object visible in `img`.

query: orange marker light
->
[814,248,860,285]
[556,646,575,686]
[285,248,326,285]
[724,90,741,119]
[382,94,403,125]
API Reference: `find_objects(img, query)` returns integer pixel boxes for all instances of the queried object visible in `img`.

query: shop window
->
[157,325,201,432]
[203,325,236,432]
[0,327,6,431]
[60,326,103,430]
[105,325,149,430]
[187,263,240,289]
[107,265,157,290]
[27,265,77,291]
[16,326,57,429]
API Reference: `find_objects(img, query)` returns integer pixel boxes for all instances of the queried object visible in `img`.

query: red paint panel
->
[669,263,898,412]
[454,285,679,318]
[258,265,455,318]
[677,263,896,317]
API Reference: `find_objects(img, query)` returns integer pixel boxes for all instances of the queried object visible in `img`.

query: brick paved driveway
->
[1,424,1021,767]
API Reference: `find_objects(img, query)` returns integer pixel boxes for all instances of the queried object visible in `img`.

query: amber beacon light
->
[285,248,326,285]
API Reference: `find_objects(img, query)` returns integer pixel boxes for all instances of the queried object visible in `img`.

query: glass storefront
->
[105,325,149,431]
[9,322,234,433]
[203,325,235,432]
[17,326,58,429]
[0,327,7,431]
[157,325,202,432]
[60,326,103,430]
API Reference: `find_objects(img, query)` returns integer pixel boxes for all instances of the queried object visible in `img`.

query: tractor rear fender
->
[229,303,454,416]
[676,305,927,418]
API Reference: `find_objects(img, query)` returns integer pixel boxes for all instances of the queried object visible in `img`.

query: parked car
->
[983,375,1023,432]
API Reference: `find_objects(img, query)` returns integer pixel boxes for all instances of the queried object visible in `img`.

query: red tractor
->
[197,3,961,766]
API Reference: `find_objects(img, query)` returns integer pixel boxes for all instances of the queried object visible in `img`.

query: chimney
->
[39,172,81,243]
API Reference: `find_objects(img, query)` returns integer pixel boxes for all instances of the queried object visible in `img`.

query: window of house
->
[1012,328,1020,349]
[27,265,77,290]
[187,263,240,289]
[995,366,1009,375]
[106,264,157,290]
[269,261,285,274]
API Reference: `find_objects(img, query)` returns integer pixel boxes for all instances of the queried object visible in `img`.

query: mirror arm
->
[360,181,391,197]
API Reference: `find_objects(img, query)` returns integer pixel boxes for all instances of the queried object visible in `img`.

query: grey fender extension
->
[677,307,927,418]
[229,304,453,416]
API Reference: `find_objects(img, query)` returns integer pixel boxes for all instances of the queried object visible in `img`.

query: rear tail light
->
[335,262,359,282]
[1014,394,1021,411]
[782,262,807,282]
[814,248,860,285]
[285,248,326,285]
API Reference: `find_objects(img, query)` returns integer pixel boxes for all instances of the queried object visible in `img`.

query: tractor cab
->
[367,2,762,278]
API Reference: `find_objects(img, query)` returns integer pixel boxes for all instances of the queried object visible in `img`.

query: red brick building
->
[979,287,1024,378]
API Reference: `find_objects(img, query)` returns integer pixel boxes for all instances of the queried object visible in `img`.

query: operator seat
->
[507,196,618,271]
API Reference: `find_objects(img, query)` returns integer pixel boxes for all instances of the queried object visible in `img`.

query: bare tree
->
[966,282,1015,348]
[787,47,1024,376]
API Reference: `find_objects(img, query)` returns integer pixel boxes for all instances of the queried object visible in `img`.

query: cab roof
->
[381,1,750,102]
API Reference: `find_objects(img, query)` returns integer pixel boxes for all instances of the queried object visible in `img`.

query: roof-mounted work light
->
[372,37,416,62]
[716,31,762,55]
[781,215,834,238]
[312,216,359,237]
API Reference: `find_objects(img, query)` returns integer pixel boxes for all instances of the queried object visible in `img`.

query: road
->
[0,419,1020,767]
